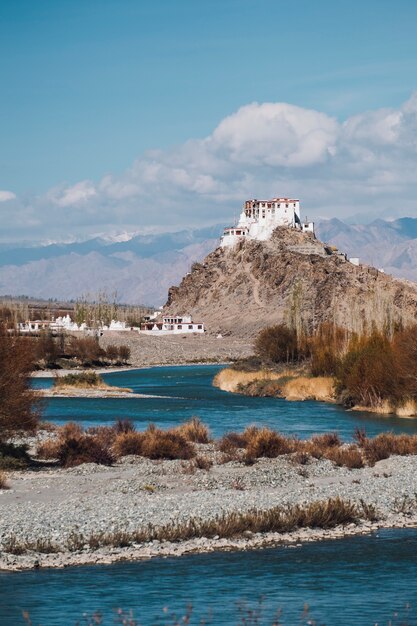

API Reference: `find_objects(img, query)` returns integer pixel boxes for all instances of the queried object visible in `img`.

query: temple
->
[220,197,314,248]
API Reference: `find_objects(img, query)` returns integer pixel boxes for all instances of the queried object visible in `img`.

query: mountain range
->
[2,217,417,305]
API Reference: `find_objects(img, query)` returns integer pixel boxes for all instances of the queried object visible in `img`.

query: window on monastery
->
[177,325,182,329]
[198,325,203,329]
[189,325,193,329]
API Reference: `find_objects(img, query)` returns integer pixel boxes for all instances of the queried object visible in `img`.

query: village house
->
[220,197,314,247]
[140,315,205,335]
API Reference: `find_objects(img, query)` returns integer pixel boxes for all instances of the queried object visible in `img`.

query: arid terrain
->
[164,228,417,338]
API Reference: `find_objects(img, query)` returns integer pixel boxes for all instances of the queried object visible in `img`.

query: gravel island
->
[1,444,417,571]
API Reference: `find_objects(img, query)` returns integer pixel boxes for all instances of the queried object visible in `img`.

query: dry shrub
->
[113,418,135,434]
[38,421,115,467]
[254,324,300,364]
[0,325,40,440]
[245,427,295,459]
[0,471,9,489]
[311,432,341,449]
[36,438,61,460]
[58,436,114,468]
[113,431,144,457]
[175,417,210,443]
[338,333,398,407]
[59,422,84,441]
[324,445,364,469]
[359,432,417,465]
[86,425,117,450]
[194,455,213,470]
[141,427,195,460]
[217,432,247,454]
[309,323,349,376]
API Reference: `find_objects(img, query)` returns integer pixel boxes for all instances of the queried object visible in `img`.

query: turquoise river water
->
[2,365,417,625]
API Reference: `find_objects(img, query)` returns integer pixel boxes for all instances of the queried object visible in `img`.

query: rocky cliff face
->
[164,228,417,337]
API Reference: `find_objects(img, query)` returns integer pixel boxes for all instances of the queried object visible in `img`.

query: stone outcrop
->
[164,227,417,337]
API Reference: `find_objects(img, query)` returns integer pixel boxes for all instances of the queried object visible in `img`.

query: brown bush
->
[0,325,41,440]
[86,425,117,450]
[311,432,341,449]
[113,431,144,457]
[113,418,135,435]
[217,432,247,454]
[310,323,349,376]
[324,445,364,469]
[36,439,61,460]
[59,422,84,441]
[105,344,119,362]
[141,428,195,460]
[0,471,9,489]
[118,345,131,363]
[175,417,210,443]
[359,432,417,465]
[254,324,300,364]
[58,436,114,468]
[68,336,105,366]
[245,427,295,459]
[338,333,398,407]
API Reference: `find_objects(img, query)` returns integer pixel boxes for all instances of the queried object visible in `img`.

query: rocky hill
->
[164,228,417,337]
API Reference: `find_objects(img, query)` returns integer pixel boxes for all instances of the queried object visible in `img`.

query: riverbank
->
[1,445,417,571]
[213,367,335,402]
[214,367,417,417]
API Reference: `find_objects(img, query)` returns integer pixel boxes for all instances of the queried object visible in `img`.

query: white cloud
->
[50,180,97,207]
[0,190,16,202]
[4,93,417,241]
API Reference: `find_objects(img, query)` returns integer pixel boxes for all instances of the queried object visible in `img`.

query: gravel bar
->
[1,446,417,571]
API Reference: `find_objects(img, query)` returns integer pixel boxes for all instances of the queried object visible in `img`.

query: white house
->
[220,197,314,248]
[140,315,205,335]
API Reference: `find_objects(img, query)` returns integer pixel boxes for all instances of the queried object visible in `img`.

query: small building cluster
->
[220,196,314,248]
[140,315,205,335]
[17,315,130,334]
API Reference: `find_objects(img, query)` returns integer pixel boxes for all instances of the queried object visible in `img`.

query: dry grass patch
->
[213,368,282,393]
[0,471,9,489]
[175,416,210,443]
[357,432,417,465]
[280,376,335,402]
[141,426,195,460]
[245,427,296,459]
[113,431,144,457]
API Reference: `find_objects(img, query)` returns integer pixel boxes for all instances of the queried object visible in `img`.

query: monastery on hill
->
[220,197,314,247]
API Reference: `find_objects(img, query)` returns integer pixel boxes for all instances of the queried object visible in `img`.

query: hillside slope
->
[164,228,417,337]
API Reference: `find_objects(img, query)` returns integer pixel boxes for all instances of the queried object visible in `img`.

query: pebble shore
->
[1,445,417,571]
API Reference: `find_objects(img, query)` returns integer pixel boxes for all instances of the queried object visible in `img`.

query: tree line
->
[255,321,417,409]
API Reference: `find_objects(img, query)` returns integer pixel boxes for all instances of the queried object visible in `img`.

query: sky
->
[1,0,417,242]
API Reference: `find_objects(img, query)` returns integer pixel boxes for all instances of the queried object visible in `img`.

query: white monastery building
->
[140,315,205,335]
[220,197,314,248]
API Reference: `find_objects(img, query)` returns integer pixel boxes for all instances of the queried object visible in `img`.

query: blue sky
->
[1,0,417,240]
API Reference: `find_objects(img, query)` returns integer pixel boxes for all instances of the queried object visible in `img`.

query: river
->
[4,365,416,625]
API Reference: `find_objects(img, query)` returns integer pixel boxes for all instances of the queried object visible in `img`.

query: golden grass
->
[395,400,417,418]
[174,416,210,443]
[214,368,336,402]
[351,399,417,418]
[212,368,283,393]
[280,376,336,402]
[0,471,9,489]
